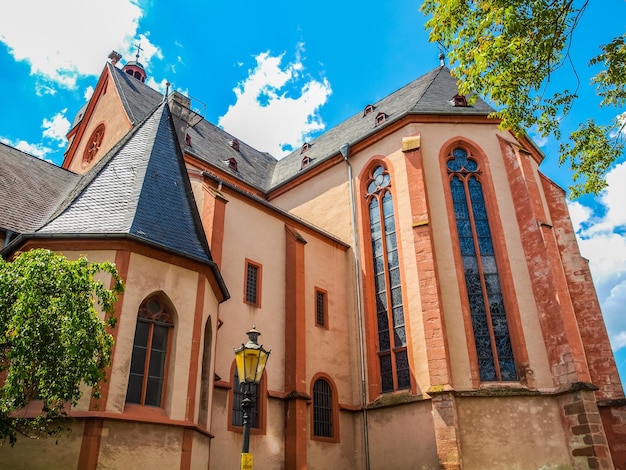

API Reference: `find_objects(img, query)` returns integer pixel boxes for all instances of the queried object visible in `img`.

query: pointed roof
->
[108,62,163,125]
[270,67,495,188]
[0,142,79,233]
[39,102,216,267]
[100,64,490,194]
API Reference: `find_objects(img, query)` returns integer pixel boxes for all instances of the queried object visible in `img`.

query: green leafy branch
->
[421,0,625,196]
[0,249,124,445]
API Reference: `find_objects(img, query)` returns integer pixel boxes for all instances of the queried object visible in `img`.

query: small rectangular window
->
[315,288,328,328]
[244,260,262,307]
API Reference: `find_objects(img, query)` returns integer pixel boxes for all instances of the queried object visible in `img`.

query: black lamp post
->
[234,325,270,470]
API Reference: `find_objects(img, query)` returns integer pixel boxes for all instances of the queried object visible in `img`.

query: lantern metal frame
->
[234,325,270,465]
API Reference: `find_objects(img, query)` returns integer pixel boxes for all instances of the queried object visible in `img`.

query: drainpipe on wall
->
[340,143,370,470]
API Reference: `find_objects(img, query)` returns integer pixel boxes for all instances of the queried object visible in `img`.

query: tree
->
[0,249,123,445]
[421,0,625,197]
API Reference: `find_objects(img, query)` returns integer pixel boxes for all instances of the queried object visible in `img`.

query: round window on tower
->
[82,123,106,168]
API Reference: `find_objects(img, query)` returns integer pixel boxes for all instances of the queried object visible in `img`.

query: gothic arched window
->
[447,147,517,382]
[126,295,174,407]
[365,165,410,393]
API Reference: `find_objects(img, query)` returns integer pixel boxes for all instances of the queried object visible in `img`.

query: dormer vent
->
[452,94,468,107]
[301,156,311,170]
[363,104,375,116]
[230,139,240,151]
[185,133,191,147]
[227,158,238,171]
[375,112,387,126]
[301,142,311,154]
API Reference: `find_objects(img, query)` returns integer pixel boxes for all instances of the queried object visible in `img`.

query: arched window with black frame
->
[125,294,174,407]
[312,378,334,439]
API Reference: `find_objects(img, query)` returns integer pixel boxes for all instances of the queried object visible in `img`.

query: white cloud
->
[84,86,95,101]
[569,161,626,351]
[601,280,626,351]
[146,76,170,95]
[42,110,71,145]
[567,200,592,233]
[0,136,51,160]
[610,111,626,138]
[218,49,332,158]
[0,1,160,89]
[585,162,626,236]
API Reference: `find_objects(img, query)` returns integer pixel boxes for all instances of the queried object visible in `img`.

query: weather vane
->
[437,41,446,67]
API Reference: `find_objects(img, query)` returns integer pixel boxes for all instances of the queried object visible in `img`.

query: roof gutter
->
[1,232,230,302]
[200,171,350,249]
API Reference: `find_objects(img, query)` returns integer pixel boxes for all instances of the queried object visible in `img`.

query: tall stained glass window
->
[366,165,411,393]
[447,148,517,381]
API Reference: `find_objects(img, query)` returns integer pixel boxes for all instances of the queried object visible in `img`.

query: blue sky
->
[1,0,625,383]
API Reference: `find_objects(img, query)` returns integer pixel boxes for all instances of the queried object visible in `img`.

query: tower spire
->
[134,43,143,62]
[121,42,147,83]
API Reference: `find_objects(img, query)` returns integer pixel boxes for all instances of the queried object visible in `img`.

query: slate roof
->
[0,142,79,233]
[270,66,495,188]
[108,62,164,125]
[1,65,495,243]
[185,118,278,192]
[101,64,492,194]
[39,102,215,265]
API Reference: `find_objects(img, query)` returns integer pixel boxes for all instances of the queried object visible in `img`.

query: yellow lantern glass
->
[234,326,270,384]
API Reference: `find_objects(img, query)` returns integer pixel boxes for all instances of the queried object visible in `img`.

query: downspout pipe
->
[341,143,370,470]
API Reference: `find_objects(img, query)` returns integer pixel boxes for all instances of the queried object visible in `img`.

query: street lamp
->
[234,325,270,470]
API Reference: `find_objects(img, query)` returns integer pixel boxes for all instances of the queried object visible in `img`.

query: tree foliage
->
[0,249,123,445]
[421,0,625,197]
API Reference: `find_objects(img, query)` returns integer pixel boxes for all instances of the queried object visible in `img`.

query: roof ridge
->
[41,101,167,228]
[108,63,136,123]
[412,66,445,108]
[0,141,76,172]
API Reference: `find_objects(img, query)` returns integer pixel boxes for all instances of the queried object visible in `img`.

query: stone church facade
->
[1,53,625,469]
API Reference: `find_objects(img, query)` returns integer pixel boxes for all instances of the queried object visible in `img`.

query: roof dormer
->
[452,94,468,107]
[301,155,311,170]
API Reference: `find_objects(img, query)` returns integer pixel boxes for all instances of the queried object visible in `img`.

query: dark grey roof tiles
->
[108,62,164,125]
[0,142,79,233]
[105,64,487,194]
[185,119,277,192]
[39,103,213,264]
[270,67,495,188]
[410,67,494,115]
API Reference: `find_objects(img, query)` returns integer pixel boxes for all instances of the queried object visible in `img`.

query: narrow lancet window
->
[366,165,410,393]
[447,148,517,381]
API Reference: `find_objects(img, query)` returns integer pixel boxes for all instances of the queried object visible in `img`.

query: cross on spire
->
[134,43,143,61]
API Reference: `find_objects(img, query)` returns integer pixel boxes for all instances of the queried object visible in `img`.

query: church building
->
[1,52,625,469]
